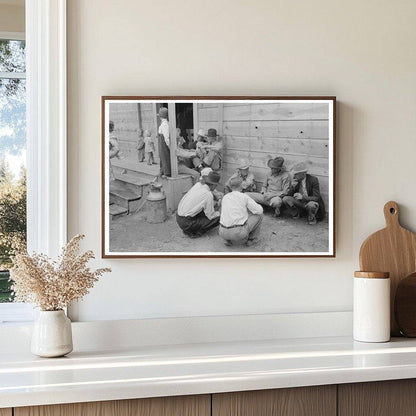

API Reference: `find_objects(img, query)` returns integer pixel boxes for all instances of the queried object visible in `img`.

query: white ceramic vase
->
[31,310,73,357]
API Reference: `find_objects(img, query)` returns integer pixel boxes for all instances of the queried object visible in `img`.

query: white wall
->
[0,3,24,33]
[67,0,416,322]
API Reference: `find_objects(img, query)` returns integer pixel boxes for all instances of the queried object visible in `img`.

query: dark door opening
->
[175,103,193,148]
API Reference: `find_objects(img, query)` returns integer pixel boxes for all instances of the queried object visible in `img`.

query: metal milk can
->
[146,181,167,223]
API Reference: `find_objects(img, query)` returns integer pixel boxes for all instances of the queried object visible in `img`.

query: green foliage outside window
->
[0,161,26,302]
[0,39,27,302]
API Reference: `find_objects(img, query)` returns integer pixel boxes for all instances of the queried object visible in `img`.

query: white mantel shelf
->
[2,336,416,408]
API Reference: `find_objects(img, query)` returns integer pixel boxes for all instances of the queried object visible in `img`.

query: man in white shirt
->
[158,107,171,177]
[176,171,221,238]
[219,176,263,247]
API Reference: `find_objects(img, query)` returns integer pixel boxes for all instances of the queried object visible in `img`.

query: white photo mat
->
[102,97,335,258]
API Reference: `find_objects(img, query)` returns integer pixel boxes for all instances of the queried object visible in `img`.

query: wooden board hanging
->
[359,201,416,336]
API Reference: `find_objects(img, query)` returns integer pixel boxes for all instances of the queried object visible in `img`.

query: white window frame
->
[0,0,67,323]
[0,32,24,41]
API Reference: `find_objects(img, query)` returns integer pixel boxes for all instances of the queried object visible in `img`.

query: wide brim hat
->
[200,167,212,177]
[158,107,168,118]
[205,171,221,185]
[292,162,308,175]
[229,176,244,188]
[197,128,207,137]
[267,156,284,169]
[207,128,218,138]
[237,159,250,170]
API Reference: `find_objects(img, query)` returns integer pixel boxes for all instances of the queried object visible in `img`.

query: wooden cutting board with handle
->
[359,201,416,336]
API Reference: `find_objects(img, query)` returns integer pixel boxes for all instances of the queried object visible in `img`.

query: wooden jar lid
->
[354,271,390,279]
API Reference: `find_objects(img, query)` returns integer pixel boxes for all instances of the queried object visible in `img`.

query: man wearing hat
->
[193,128,223,171]
[200,167,223,208]
[200,167,213,178]
[176,171,221,237]
[283,162,325,225]
[224,159,256,194]
[188,128,207,150]
[158,107,171,177]
[246,156,291,217]
[219,176,263,247]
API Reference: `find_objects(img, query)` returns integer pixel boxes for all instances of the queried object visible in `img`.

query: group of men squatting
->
[176,155,326,247]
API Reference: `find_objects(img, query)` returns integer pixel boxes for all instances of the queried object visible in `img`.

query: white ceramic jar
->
[31,310,73,357]
[353,271,390,343]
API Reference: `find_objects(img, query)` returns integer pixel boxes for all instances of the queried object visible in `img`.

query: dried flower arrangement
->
[10,234,111,311]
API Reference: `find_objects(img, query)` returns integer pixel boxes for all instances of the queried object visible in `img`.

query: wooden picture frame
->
[102,96,336,258]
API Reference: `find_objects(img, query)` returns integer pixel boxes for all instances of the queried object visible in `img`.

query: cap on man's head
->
[197,128,207,137]
[205,171,221,185]
[292,162,308,175]
[200,167,212,177]
[268,156,285,169]
[158,107,168,119]
[229,176,244,189]
[207,128,218,138]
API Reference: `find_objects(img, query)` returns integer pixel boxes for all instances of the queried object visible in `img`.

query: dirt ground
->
[109,207,329,254]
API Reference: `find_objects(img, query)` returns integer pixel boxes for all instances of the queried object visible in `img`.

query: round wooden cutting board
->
[359,201,416,336]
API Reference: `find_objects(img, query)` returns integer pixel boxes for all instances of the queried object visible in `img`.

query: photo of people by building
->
[103,98,335,257]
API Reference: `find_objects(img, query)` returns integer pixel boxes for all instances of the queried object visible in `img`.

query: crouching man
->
[176,171,221,238]
[224,159,256,194]
[219,176,263,247]
[283,162,325,225]
[246,157,290,217]
[201,167,223,208]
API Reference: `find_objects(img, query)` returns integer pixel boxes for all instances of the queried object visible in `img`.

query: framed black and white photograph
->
[102,96,336,258]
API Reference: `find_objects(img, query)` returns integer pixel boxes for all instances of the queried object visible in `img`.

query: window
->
[0,0,67,324]
[0,34,26,307]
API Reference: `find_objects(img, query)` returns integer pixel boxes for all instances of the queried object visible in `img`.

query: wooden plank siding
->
[139,102,154,133]
[109,103,156,159]
[197,102,330,208]
[223,102,329,121]
[109,103,139,159]
[223,121,329,139]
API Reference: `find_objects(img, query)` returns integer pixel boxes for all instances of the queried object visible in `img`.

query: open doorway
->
[175,103,193,148]
[155,102,194,149]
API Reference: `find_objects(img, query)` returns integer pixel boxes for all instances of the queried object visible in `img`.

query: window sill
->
[0,303,35,324]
